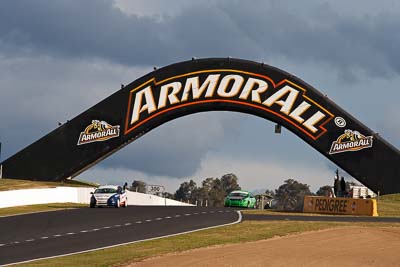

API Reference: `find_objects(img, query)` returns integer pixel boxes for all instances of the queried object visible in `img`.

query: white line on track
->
[2,208,232,255]
[0,208,80,219]
[3,211,242,267]
[4,218,150,246]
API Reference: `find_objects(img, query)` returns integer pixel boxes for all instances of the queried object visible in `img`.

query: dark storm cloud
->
[214,1,399,79]
[1,0,399,183]
[0,53,241,177]
[0,0,168,65]
[1,0,400,77]
[99,112,241,177]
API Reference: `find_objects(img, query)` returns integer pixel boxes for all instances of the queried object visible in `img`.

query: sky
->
[0,0,399,193]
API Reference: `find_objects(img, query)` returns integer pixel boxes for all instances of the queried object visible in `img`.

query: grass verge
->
[18,220,400,267]
[242,209,326,216]
[0,178,98,191]
[377,194,400,217]
[0,203,87,217]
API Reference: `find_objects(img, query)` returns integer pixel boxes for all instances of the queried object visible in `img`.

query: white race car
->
[90,185,128,208]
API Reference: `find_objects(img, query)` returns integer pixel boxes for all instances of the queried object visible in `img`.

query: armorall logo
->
[77,120,120,145]
[329,129,373,154]
[125,70,334,140]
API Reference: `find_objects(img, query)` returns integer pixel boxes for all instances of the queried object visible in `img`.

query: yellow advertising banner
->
[303,196,378,216]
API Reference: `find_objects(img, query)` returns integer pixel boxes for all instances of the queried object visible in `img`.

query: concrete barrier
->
[126,191,193,206]
[0,187,192,208]
[0,187,95,208]
[303,196,378,216]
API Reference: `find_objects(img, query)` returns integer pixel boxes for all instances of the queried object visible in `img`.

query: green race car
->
[224,190,256,208]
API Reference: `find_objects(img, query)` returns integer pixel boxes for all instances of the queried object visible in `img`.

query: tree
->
[221,173,241,194]
[163,192,174,199]
[208,178,226,207]
[275,179,312,211]
[196,177,217,206]
[264,189,275,197]
[202,177,215,192]
[191,186,208,203]
[174,179,197,201]
[172,174,243,207]
[130,180,146,193]
[316,185,333,197]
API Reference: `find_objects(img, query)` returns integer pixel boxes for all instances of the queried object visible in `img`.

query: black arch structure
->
[2,58,399,194]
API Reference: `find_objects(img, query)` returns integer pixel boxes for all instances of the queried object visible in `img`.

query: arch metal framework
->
[2,58,399,194]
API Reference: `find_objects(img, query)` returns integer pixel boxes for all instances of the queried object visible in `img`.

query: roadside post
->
[162,192,167,206]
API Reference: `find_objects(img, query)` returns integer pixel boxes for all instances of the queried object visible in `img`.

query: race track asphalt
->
[0,206,240,266]
[2,206,398,266]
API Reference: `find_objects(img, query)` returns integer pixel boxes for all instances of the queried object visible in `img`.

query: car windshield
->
[229,192,248,197]
[94,188,117,194]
